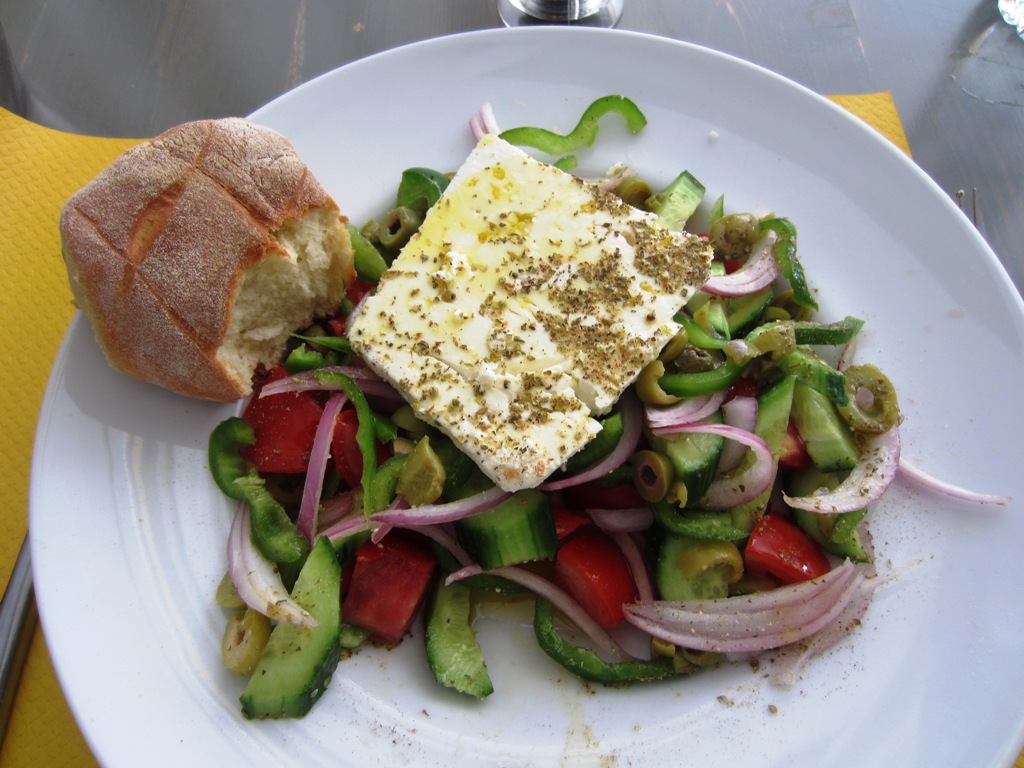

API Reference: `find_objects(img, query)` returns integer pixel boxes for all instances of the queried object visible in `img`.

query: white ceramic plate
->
[31,27,1024,768]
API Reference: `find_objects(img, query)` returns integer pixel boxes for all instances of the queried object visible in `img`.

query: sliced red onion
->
[408,523,473,567]
[663,422,773,509]
[370,497,410,544]
[647,390,728,434]
[316,489,359,533]
[227,503,316,627]
[470,102,501,141]
[702,231,780,297]
[297,393,347,541]
[767,566,877,685]
[588,506,654,533]
[321,509,372,543]
[622,560,861,654]
[373,485,510,526]
[541,392,643,491]
[717,394,758,474]
[784,426,901,514]
[259,365,387,398]
[897,458,1011,506]
[449,564,632,661]
[609,531,655,602]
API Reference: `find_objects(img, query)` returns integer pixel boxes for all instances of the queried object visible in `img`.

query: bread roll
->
[59,117,354,401]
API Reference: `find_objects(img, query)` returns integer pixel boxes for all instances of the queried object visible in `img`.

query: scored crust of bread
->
[59,117,355,401]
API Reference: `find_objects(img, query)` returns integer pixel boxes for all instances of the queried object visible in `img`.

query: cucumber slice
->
[728,375,796,532]
[791,382,859,473]
[780,346,847,404]
[651,411,724,506]
[425,581,494,699]
[646,170,705,231]
[454,489,557,569]
[726,287,774,338]
[788,467,870,562]
[652,530,742,601]
[240,537,342,719]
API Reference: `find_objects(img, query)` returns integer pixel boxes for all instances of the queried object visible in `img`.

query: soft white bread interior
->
[59,117,354,401]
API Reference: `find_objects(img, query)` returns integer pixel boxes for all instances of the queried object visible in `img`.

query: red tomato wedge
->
[551,505,591,541]
[331,408,388,488]
[341,535,437,645]
[553,527,638,629]
[744,513,831,584]
[562,482,646,511]
[778,420,811,471]
[240,367,324,474]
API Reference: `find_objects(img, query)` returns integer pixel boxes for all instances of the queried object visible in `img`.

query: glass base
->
[498,0,624,28]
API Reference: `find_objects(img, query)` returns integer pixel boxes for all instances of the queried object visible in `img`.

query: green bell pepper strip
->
[759,217,818,311]
[499,95,648,156]
[657,360,748,398]
[368,453,409,513]
[208,417,257,500]
[346,223,389,283]
[533,598,687,684]
[284,343,341,374]
[235,477,311,564]
[208,416,311,563]
[314,370,379,518]
[674,314,728,350]
[651,500,751,542]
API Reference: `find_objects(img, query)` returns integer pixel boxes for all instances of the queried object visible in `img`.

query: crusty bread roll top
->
[59,117,354,401]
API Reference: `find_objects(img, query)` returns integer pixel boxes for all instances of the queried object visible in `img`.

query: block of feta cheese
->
[349,135,712,492]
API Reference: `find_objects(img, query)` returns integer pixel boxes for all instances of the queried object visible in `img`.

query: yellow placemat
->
[1,92,1008,767]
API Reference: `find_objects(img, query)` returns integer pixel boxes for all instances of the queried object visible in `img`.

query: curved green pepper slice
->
[499,95,647,156]
[208,416,310,564]
[657,360,748,397]
[533,598,687,684]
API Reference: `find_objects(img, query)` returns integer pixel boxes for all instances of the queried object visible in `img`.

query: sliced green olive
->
[708,212,760,260]
[396,435,447,506]
[836,363,899,434]
[676,540,744,585]
[376,205,423,252]
[658,327,690,362]
[390,404,437,437]
[222,608,272,676]
[635,359,681,405]
[614,176,654,208]
[633,450,676,502]
[215,572,245,610]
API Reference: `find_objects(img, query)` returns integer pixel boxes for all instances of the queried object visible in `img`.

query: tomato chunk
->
[551,505,591,541]
[553,527,638,629]
[241,367,324,474]
[331,408,388,488]
[563,482,646,511]
[744,513,831,584]
[778,420,811,471]
[341,535,436,645]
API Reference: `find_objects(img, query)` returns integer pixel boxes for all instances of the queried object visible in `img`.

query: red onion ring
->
[609,531,655,602]
[259,365,387,398]
[647,390,728,434]
[784,426,901,514]
[448,564,632,661]
[897,458,1011,506]
[470,102,501,140]
[768,565,877,685]
[297,393,347,541]
[664,422,774,508]
[702,231,780,297]
[623,560,861,654]
[227,503,316,627]
[717,394,758,474]
[373,485,510,526]
[588,506,654,533]
[541,392,643,491]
